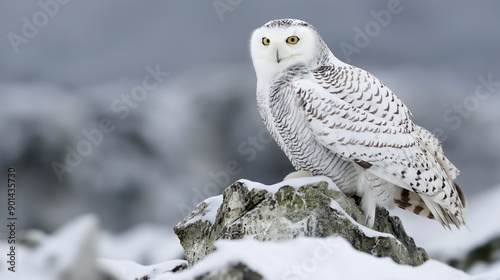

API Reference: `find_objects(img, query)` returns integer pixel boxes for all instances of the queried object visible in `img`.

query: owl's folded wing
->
[290,73,465,227]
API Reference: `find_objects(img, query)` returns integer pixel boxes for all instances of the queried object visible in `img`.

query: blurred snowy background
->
[0,0,499,260]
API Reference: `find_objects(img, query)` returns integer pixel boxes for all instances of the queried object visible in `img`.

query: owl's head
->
[250,19,336,82]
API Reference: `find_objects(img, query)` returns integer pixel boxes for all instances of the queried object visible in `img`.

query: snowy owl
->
[250,19,467,229]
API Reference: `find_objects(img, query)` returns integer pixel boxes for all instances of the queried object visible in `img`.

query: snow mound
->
[165,237,470,280]
[99,259,187,280]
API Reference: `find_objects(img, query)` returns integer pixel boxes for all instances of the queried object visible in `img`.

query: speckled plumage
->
[250,19,467,228]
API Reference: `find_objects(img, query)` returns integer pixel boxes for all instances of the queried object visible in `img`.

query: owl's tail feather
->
[394,188,434,220]
[393,187,466,229]
[420,195,466,229]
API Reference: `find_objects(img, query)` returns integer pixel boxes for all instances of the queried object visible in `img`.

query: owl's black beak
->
[275,50,281,63]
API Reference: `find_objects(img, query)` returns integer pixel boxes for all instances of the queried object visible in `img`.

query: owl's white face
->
[250,25,319,82]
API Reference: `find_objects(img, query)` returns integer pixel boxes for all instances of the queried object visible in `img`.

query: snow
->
[469,260,500,279]
[163,237,471,280]
[469,261,500,277]
[0,215,184,280]
[0,214,100,280]
[183,195,223,226]
[99,259,187,280]
[239,176,340,193]
[199,195,224,223]
[99,223,184,264]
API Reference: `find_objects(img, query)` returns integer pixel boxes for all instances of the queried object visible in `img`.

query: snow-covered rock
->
[0,215,185,280]
[99,223,183,265]
[174,177,428,266]
[99,259,187,280]
[0,215,102,280]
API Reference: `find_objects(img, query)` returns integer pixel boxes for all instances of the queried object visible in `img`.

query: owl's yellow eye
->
[262,37,270,46]
[286,36,300,45]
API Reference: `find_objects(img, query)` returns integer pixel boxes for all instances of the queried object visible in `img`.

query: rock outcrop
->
[193,263,263,280]
[174,177,428,266]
